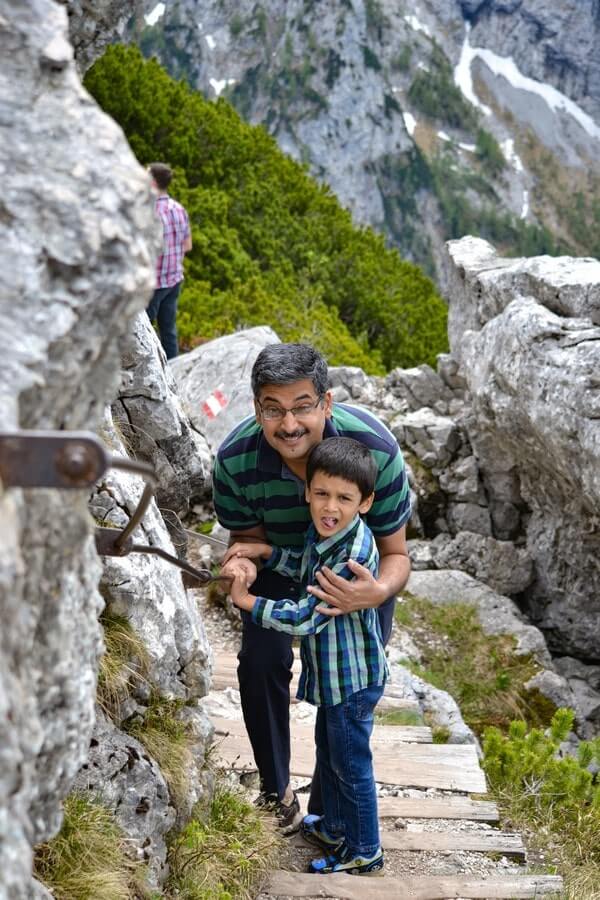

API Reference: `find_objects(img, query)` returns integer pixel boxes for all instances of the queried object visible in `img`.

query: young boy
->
[225,437,387,875]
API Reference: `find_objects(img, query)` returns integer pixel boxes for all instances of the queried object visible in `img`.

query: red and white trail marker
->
[202,388,229,419]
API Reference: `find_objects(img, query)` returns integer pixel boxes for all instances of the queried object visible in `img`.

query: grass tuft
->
[34,793,147,900]
[167,786,281,899]
[395,593,554,735]
[97,609,150,721]
[124,696,194,811]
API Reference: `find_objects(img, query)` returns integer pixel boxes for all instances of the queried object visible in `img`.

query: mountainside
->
[131,0,600,285]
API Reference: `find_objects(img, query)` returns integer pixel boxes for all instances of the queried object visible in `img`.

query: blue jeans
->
[147,282,181,359]
[316,683,384,857]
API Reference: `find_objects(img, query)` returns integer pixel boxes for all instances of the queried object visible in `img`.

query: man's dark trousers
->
[147,282,181,359]
[237,567,395,806]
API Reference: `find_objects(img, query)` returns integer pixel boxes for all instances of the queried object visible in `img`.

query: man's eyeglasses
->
[257,396,324,421]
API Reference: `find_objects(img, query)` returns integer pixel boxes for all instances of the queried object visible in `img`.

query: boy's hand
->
[224,557,258,585]
[221,541,272,576]
[229,572,256,612]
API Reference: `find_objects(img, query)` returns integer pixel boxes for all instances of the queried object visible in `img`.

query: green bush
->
[483,710,600,899]
[408,46,478,131]
[475,128,506,178]
[84,45,446,372]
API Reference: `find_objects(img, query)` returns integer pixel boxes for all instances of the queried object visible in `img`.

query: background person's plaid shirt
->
[154,194,190,288]
[252,514,388,707]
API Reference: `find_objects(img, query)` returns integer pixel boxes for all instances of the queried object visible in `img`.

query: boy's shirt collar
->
[307,513,361,557]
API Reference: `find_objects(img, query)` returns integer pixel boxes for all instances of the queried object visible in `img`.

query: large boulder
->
[0,1,157,896]
[169,326,279,456]
[446,237,600,659]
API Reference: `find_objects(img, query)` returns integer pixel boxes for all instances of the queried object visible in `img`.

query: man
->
[147,162,192,359]
[213,343,411,830]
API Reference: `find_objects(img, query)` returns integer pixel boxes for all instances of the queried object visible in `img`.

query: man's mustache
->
[275,428,307,439]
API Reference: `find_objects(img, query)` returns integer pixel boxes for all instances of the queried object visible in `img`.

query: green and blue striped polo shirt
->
[213,403,411,548]
[253,514,388,706]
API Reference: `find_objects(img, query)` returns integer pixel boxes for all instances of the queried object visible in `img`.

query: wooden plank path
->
[212,717,487,792]
[208,652,564,899]
[212,653,420,711]
[267,872,563,899]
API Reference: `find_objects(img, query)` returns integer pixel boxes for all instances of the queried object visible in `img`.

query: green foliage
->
[483,711,600,899]
[475,128,506,178]
[85,45,446,372]
[167,787,281,899]
[362,44,382,71]
[392,45,412,72]
[375,708,424,726]
[430,151,563,256]
[395,595,556,735]
[34,794,147,899]
[408,46,479,131]
[229,14,244,37]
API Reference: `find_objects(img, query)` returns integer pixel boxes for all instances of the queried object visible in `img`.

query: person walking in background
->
[213,343,411,832]
[147,162,191,359]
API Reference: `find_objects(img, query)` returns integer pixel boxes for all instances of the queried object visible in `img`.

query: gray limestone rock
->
[390,408,462,469]
[113,314,211,515]
[554,657,600,739]
[328,366,383,407]
[169,326,279,456]
[72,710,176,888]
[385,364,453,413]
[446,501,492,536]
[0,1,157,896]
[61,0,140,72]
[446,237,600,658]
[92,412,213,708]
[409,532,533,597]
[387,649,477,746]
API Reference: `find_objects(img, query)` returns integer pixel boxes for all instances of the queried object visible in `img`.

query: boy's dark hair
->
[306,438,377,500]
[251,343,329,398]
[149,162,173,191]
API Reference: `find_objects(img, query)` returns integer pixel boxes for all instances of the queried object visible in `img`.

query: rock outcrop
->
[0,1,157,896]
[445,236,600,660]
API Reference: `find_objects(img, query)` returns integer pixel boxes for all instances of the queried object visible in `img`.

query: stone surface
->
[92,412,213,707]
[0,2,157,896]
[385,364,453,413]
[390,408,462,469]
[446,237,600,658]
[61,0,139,72]
[169,326,279,455]
[72,710,175,887]
[113,313,212,515]
[430,531,533,596]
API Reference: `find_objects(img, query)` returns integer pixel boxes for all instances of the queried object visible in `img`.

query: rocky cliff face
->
[445,236,600,660]
[0,1,157,896]
[134,0,600,284]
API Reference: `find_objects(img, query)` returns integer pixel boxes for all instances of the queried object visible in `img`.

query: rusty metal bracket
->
[0,430,228,587]
[0,431,110,489]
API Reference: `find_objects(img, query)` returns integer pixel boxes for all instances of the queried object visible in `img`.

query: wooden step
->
[298,795,499,822]
[211,717,487,792]
[266,872,563,899]
[211,654,419,710]
[291,828,525,859]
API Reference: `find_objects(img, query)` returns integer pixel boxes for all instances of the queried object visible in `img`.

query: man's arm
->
[220,525,268,577]
[183,234,192,253]
[308,525,410,616]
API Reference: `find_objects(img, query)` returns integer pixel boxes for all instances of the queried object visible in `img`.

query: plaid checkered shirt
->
[154,195,190,288]
[252,514,388,707]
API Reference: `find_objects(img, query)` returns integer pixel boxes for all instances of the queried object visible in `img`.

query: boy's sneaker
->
[308,842,384,876]
[300,814,344,851]
[254,790,303,834]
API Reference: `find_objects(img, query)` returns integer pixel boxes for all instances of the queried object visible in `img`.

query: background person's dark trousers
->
[237,567,396,809]
[147,281,181,359]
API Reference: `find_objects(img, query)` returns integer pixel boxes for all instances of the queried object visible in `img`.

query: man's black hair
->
[149,162,173,191]
[251,343,329,398]
[306,437,377,500]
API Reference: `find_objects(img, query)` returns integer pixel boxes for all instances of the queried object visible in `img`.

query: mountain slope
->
[131,0,600,286]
